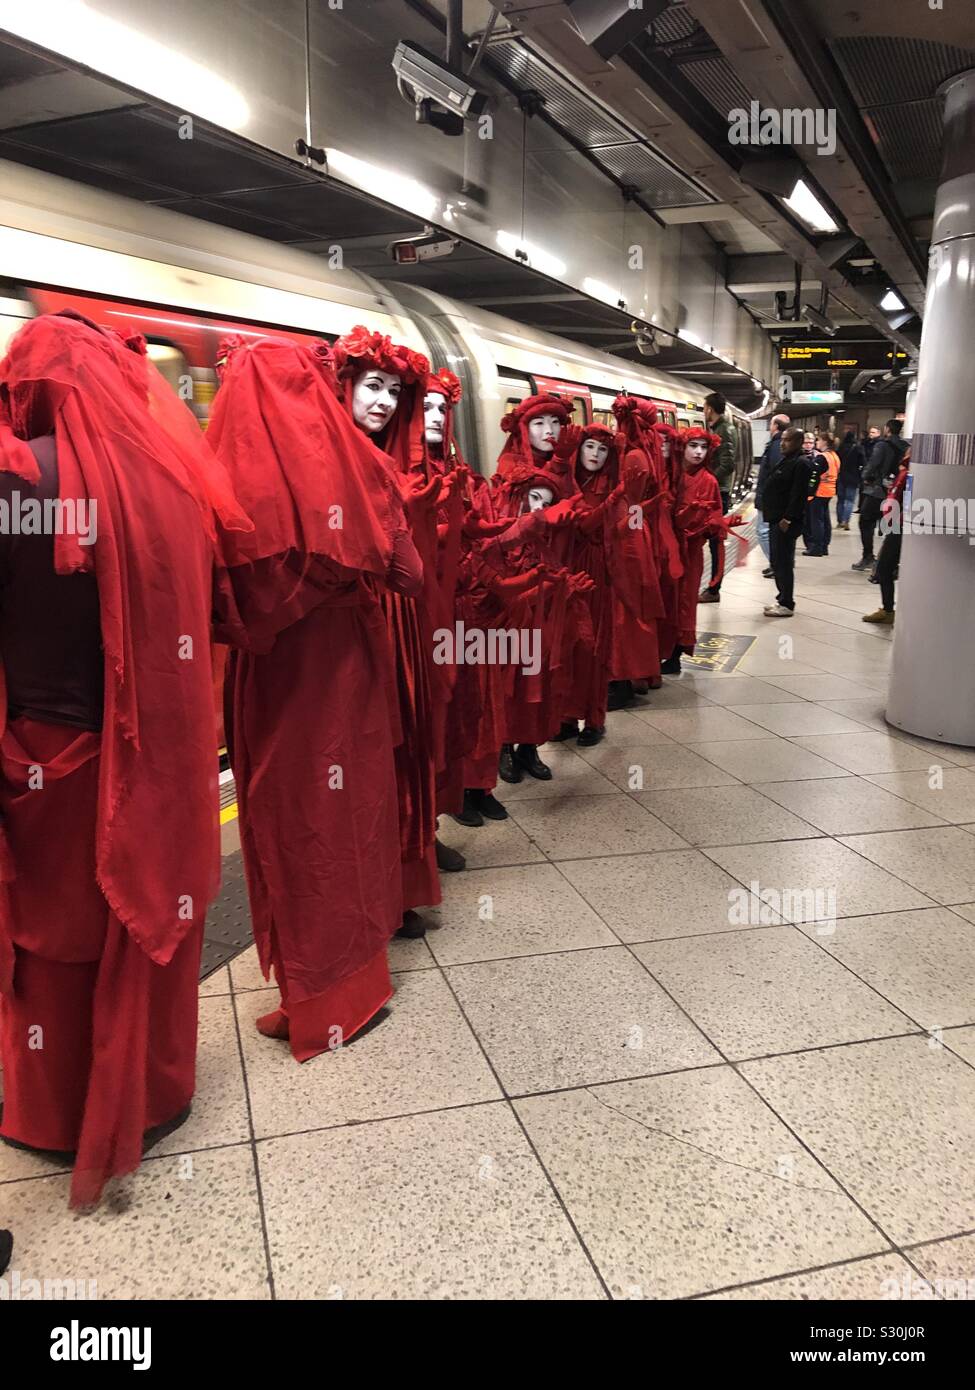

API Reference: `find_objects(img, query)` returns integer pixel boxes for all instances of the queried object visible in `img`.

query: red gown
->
[332,330,444,915]
[0,310,246,1204]
[669,431,737,654]
[209,335,417,1061]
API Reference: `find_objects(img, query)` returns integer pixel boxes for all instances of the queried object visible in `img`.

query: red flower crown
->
[332,325,429,383]
[425,368,462,404]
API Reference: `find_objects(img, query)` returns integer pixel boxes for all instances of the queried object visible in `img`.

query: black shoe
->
[660,655,681,675]
[607,680,634,711]
[470,789,508,821]
[762,566,774,577]
[396,910,427,939]
[435,837,466,872]
[577,725,605,747]
[802,549,823,557]
[851,558,872,571]
[451,791,484,828]
[498,743,522,784]
[0,1229,11,1277]
[550,720,579,742]
[515,743,552,781]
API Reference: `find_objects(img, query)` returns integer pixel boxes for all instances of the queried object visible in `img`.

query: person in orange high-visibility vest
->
[804,430,840,556]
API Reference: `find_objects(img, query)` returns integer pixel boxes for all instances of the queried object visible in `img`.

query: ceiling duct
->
[566,0,667,60]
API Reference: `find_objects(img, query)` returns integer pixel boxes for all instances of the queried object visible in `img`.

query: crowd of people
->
[0,310,746,1208]
[754,414,910,622]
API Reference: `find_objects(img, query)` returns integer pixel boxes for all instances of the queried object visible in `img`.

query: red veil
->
[0,309,249,968]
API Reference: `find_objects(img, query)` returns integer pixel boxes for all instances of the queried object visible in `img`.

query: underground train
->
[0,159,753,481]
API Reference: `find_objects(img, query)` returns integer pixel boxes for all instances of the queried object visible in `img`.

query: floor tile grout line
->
[227,980,277,1301]
[417,933,614,1300]
[541,855,919,1279]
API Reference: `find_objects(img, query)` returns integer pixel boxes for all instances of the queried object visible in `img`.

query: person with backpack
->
[853,419,908,572]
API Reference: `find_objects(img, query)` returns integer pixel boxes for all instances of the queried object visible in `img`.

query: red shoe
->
[256,1008,290,1040]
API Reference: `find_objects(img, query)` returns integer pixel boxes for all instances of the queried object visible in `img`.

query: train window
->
[663,410,677,427]
[678,416,690,430]
[571,396,589,425]
[592,409,615,429]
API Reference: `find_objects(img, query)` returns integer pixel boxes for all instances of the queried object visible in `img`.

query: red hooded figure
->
[662,426,743,669]
[488,395,596,778]
[608,395,673,693]
[208,333,423,1060]
[332,327,450,931]
[0,309,249,1204]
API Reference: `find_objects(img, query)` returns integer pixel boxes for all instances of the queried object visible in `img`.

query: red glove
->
[727,513,746,528]
[552,422,584,463]
[403,473,443,522]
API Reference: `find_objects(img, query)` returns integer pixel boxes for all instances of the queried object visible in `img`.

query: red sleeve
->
[387,523,423,597]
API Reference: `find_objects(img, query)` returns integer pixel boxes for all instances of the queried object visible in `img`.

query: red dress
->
[671,449,735,653]
[209,335,417,1061]
[0,311,246,1204]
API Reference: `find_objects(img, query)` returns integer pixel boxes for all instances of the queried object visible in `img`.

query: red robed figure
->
[208,334,420,1061]
[0,310,248,1204]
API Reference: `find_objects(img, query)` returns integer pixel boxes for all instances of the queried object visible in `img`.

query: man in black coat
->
[853,420,908,570]
[761,426,811,616]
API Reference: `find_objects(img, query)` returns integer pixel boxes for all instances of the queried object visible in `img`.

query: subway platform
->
[3,530,975,1301]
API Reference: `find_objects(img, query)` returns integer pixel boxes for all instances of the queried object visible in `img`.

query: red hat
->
[495,391,571,482]
[332,325,430,471]
[676,425,722,465]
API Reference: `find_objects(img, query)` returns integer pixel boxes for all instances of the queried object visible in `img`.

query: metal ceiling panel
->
[487,36,714,208]
[866,100,946,183]
[830,36,975,108]
[680,56,754,119]
[590,140,713,206]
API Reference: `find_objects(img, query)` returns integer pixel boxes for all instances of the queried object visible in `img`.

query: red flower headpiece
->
[332,325,429,384]
[425,368,462,405]
[677,425,722,464]
[499,392,569,435]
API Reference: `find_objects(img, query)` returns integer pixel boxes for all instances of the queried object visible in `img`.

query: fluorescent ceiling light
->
[0,0,250,128]
[327,149,439,221]
[582,277,623,307]
[495,231,567,279]
[782,179,839,234]
[880,288,906,312]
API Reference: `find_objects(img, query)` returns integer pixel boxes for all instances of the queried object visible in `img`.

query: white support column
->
[886,69,975,747]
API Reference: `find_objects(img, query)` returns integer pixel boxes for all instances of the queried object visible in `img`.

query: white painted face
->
[527,413,562,453]
[424,391,447,445]
[352,368,402,434]
[526,484,555,512]
[658,436,671,461]
[683,438,710,467]
[579,438,609,473]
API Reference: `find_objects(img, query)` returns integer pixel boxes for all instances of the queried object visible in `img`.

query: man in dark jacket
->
[761,426,810,615]
[836,428,864,530]
[700,391,738,601]
[853,419,908,570]
[755,413,790,575]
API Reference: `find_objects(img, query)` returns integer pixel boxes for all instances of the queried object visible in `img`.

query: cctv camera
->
[389,229,459,265]
[630,321,657,356]
[801,303,838,336]
[392,41,488,120]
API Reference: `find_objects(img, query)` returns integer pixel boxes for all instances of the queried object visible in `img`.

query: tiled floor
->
[4,534,975,1300]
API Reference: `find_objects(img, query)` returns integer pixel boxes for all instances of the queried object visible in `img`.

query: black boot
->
[451,791,484,828]
[396,910,427,939]
[607,680,634,711]
[469,788,508,821]
[577,725,605,747]
[498,743,523,784]
[516,743,552,781]
[550,720,579,742]
[435,837,466,872]
[661,650,681,675]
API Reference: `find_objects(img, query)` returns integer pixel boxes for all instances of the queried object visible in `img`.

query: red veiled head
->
[331,326,430,472]
[677,425,722,470]
[495,391,571,480]
[574,422,620,492]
